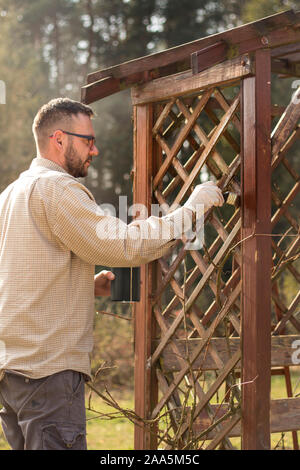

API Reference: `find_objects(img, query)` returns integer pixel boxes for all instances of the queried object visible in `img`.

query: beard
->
[64,141,91,178]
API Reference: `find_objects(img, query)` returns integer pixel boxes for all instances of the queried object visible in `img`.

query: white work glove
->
[184,181,224,213]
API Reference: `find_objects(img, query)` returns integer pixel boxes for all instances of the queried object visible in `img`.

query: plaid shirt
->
[0,157,192,379]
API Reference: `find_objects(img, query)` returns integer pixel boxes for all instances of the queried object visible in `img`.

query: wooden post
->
[241,49,272,449]
[133,103,158,449]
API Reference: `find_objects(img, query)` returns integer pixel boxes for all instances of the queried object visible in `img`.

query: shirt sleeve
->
[51,181,194,267]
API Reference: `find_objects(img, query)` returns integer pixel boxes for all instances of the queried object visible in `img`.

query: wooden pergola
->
[82,10,300,450]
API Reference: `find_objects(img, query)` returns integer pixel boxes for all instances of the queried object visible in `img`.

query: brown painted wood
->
[271,58,300,77]
[132,55,253,105]
[167,94,240,211]
[83,10,300,103]
[191,398,300,439]
[150,220,241,371]
[271,42,300,58]
[152,90,212,189]
[151,282,242,419]
[271,180,300,229]
[165,349,242,442]
[191,41,228,74]
[82,63,190,104]
[88,10,298,83]
[241,49,272,450]
[81,76,121,104]
[272,127,300,170]
[271,85,300,157]
[153,302,237,450]
[126,15,300,450]
[205,414,242,450]
[273,290,300,335]
[133,104,157,450]
[158,335,300,371]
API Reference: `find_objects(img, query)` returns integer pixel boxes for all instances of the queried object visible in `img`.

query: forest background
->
[0,0,299,391]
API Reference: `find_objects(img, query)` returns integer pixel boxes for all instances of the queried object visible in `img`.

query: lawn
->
[0,371,300,450]
[85,389,134,450]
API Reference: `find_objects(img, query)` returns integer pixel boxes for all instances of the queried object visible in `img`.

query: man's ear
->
[51,130,64,150]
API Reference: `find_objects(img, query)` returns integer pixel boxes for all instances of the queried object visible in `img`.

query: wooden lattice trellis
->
[82,10,300,450]
[131,52,300,451]
[134,78,243,451]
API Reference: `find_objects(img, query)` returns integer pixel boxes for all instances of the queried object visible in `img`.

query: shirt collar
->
[30,156,69,175]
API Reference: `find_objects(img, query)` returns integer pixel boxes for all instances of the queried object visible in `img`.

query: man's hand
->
[184,181,224,213]
[94,270,115,297]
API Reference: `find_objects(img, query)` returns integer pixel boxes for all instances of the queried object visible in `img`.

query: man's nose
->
[90,143,99,157]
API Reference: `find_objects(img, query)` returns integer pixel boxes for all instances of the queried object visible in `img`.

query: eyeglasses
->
[49,129,96,149]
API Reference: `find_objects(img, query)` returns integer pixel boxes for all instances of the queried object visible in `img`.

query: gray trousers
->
[0,370,87,450]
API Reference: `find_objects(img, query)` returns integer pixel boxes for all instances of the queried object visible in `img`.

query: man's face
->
[64,113,98,178]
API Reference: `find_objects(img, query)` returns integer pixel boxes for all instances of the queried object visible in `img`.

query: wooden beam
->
[132,54,253,105]
[241,49,272,450]
[82,10,300,103]
[81,61,190,104]
[271,58,300,77]
[191,41,228,74]
[133,104,157,450]
[81,76,128,104]
[158,335,300,372]
[191,398,300,439]
[87,10,298,84]
[271,42,300,58]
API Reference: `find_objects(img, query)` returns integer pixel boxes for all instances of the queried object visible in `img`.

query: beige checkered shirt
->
[0,157,193,379]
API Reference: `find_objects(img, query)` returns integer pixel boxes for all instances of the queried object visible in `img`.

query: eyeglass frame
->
[49,129,96,149]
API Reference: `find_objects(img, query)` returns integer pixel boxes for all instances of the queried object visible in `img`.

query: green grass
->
[1,371,300,450]
[0,430,9,450]
[85,391,134,450]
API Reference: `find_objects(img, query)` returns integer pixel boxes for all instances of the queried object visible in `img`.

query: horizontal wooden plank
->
[132,55,253,105]
[81,61,190,104]
[191,397,300,439]
[158,335,300,371]
[271,42,300,59]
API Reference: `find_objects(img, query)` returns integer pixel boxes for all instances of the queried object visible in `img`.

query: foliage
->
[0,3,50,192]
[241,0,298,23]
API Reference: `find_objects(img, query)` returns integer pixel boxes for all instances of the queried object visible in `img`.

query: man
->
[0,98,223,450]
